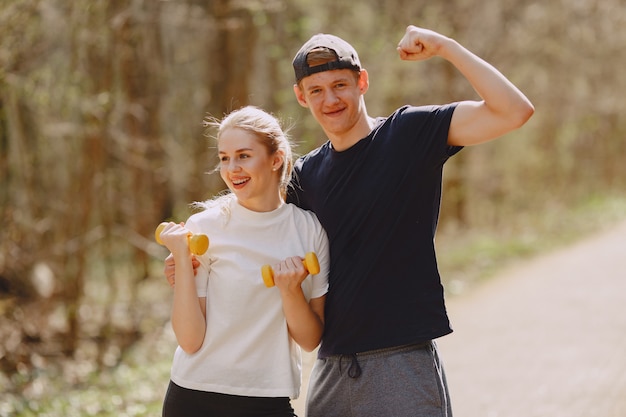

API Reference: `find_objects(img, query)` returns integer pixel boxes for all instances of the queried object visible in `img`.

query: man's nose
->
[325,90,340,104]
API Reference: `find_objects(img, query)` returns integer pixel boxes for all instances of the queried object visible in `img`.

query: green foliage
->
[438,195,626,294]
[1,330,174,417]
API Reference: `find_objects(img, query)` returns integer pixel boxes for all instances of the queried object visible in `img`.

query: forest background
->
[0,0,624,416]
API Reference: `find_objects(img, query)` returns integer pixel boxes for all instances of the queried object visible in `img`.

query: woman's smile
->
[218,127,282,212]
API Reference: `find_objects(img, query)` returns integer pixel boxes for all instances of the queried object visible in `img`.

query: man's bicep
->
[448,100,510,146]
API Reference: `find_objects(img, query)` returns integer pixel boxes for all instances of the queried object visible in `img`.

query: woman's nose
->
[227,160,240,172]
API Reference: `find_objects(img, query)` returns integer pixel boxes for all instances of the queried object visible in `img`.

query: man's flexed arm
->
[397,25,534,146]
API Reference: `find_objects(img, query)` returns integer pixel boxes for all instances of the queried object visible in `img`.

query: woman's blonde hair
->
[194,106,294,214]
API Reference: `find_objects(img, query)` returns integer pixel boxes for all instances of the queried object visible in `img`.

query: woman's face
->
[218,127,282,212]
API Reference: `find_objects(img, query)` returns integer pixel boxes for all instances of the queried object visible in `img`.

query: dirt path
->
[294,220,626,416]
[438,220,626,417]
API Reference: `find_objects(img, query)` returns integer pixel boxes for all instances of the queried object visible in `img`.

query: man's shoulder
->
[295,142,330,168]
[390,103,457,119]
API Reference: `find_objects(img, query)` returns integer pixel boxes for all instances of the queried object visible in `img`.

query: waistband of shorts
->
[328,341,432,360]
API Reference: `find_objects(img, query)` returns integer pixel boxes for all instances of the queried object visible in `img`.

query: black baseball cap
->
[292,34,362,83]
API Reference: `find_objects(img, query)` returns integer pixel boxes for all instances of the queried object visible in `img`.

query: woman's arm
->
[273,256,325,352]
[159,223,207,353]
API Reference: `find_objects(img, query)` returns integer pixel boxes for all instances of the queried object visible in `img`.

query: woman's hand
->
[271,256,309,293]
[164,252,200,288]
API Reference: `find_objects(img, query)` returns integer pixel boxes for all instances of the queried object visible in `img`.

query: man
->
[286,25,533,417]
[166,25,533,417]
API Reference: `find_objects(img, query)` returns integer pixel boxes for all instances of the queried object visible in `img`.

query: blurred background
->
[0,0,624,415]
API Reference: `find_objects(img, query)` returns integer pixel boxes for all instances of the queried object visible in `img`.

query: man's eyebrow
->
[306,77,352,90]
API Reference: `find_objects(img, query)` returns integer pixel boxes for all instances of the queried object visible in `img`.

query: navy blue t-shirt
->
[287,104,461,357]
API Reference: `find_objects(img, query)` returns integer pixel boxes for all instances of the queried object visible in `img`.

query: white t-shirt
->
[169,197,329,399]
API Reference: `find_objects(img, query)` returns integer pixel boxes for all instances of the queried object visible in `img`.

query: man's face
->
[294,69,368,140]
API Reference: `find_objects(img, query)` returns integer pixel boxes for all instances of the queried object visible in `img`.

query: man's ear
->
[358,69,369,95]
[293,84,309,108]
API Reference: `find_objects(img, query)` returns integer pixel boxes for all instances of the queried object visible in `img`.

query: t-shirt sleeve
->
[393,103,462,165]
[305,215,330,300]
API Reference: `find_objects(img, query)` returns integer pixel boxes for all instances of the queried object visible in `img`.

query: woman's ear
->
[272,150,286,172]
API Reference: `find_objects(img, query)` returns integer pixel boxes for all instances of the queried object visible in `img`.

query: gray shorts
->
[305,341,452,417]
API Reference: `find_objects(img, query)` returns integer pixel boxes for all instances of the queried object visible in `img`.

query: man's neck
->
[328,115,377,152]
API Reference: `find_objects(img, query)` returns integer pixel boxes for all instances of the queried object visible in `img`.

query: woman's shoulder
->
[187,195,233,225]
[284,202,319,221]
[285,202,314,216]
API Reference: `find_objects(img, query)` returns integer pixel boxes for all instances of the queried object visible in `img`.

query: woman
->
[159,106,329,417]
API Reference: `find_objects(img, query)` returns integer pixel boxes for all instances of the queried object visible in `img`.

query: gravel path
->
[294,220,626,416]
[438,220,626,417]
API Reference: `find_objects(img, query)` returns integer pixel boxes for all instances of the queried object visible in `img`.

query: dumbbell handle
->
[261,252,320,288]
[155,222,209,255]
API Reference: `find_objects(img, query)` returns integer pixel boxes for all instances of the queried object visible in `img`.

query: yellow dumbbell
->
[261,252,320,288]
[154,222,209,256]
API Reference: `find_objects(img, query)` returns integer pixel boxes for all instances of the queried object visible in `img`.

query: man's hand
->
[396,25,447,61]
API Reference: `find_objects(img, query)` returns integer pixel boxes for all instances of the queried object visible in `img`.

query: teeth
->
[232,178,249,185]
